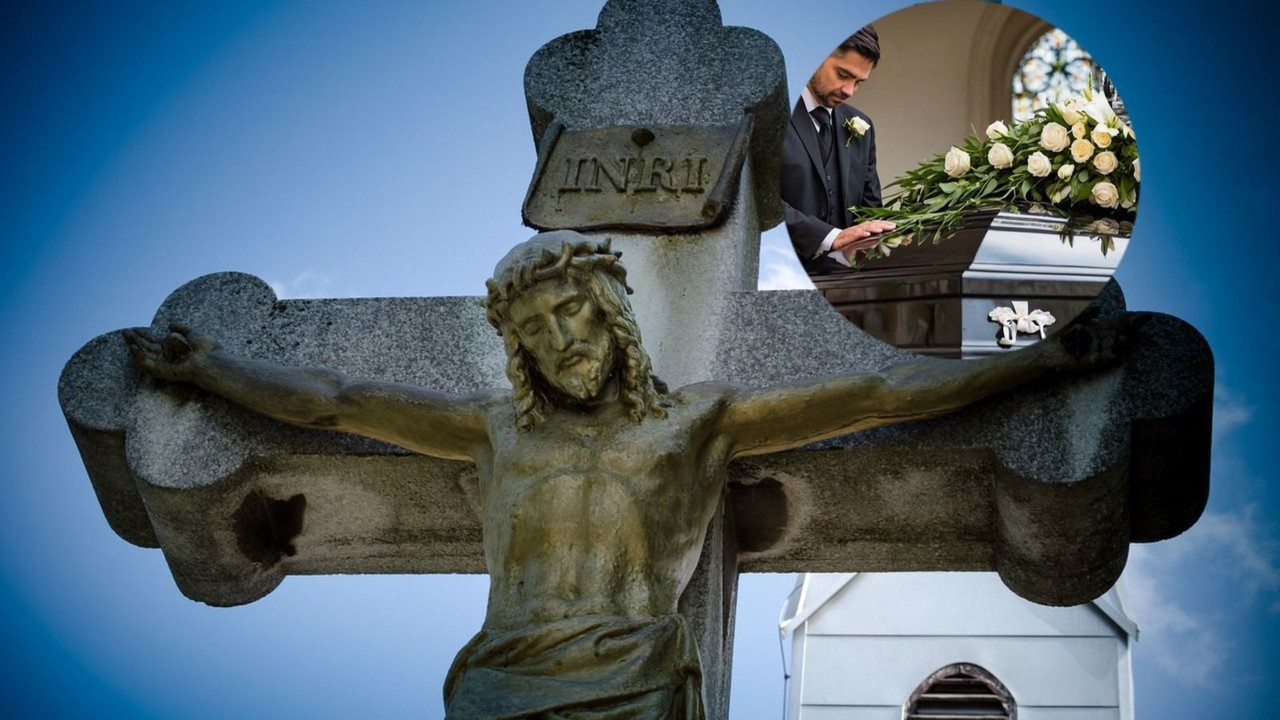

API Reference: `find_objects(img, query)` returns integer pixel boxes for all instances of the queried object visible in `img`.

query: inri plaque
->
[522,119,752,232]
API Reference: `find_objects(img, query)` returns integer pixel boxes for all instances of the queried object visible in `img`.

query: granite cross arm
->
[61,273,1210,610]
[717,283,1212,606]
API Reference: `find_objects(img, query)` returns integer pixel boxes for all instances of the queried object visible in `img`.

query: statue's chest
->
[503,410,696,473]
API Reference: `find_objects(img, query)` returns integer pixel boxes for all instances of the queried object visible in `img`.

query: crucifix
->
[59,1,1212,718]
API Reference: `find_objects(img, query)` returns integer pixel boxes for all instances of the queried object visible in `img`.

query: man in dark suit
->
[782,26,895,274]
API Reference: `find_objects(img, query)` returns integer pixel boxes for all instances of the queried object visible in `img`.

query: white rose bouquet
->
[850,86,1138,263]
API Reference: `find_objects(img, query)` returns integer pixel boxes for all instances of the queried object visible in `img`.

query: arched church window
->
[1012,27,1095,121]
[903,662,1016,720]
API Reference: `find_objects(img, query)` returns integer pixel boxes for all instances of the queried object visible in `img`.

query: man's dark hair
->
[837,25,880,68]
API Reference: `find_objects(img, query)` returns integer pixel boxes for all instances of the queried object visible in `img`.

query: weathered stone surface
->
[61,275,1211,611]
[524,0,787,230]
[61,274,1212,720]
[60,274,504,601]
[719,283,1212,604]
[523,122,750,232]
[593,160,760,390]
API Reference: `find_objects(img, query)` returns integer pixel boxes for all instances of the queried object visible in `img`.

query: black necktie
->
[811,107,832,159]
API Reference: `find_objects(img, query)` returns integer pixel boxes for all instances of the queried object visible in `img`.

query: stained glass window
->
[1012,28,1094,121]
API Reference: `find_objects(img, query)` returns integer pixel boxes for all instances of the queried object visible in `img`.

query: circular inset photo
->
[780,1,1138,358]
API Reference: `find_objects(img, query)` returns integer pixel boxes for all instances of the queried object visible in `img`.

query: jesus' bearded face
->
[507,276,616,403]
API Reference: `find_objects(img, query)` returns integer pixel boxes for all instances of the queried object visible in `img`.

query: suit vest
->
[819,138,844,226]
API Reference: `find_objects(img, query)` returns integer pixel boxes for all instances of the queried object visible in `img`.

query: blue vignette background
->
[2,1,1277,717]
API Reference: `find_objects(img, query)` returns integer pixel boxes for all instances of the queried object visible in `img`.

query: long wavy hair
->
[485,231,668,433]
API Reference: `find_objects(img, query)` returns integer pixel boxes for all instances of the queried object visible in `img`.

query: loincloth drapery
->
[443,614,704,719]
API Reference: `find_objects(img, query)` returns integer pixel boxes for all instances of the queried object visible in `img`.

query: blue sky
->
[2,1,1277,717]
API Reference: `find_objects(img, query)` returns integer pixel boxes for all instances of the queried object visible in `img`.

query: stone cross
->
[522,0,786,389]
[58,2,1213,718]
[60,276,1212,717]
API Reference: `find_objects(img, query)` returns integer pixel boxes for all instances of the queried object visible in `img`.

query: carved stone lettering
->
[555,155,708,194]
[593,156,627,192]
[523,122,748,231]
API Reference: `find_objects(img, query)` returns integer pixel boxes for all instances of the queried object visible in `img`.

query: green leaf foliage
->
[849,91,1139,265]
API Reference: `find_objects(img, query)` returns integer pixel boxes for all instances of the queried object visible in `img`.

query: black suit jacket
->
[781,98,882,274]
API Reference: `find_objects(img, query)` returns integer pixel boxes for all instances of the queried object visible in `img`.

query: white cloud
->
[1195,507,1280,599]
[1212,384,1253,443]
[1122,506,1279,686]
[268,270,334,299]
[1119,381,1277,687]
[757,236,813,291]
[1123,545,1217,685]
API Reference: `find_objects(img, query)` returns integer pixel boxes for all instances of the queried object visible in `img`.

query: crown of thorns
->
[484,236,631,332]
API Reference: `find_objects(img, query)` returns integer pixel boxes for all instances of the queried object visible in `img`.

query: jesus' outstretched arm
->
[123,323,489,461]
[717,314,1132,458]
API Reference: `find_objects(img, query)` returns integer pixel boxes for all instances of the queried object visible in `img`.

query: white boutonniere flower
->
[844,116,870,146]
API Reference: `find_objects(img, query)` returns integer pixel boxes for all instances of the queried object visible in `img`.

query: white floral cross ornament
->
[844,116,869,146]
[988,301,1056,347]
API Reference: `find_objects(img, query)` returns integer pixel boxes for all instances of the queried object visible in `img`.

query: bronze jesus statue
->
[124,230,1120,719]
